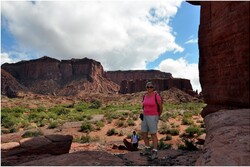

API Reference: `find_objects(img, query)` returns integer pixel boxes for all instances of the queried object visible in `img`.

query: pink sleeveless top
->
[142,93,161,116]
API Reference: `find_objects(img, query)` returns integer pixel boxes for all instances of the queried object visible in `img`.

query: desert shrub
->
[86,115,93,120]
[183,111,194,118]
[11,107,26,113]
[9,128,18,133]
[78,134,91,143]
[67,112,86,121]
[89,99,101,109]
[48,121,58,129]
[167,128,180,136]
[160,112,171,121]
[47,112,57,120]
[115,120,126,127]
[127,119,135,126]
[28,113,40,122]
[91,135,100,142]
[118,130,124,136]
[1,129,10,134]
[48,106,70,116]
[185,125,202,137]
[94,121,104,130]
[158,140,172,150]
[37,107,46,112]
[19,119,30,129]
[182,117,194,125]
[1,115,18,129]
[158,124,169,134]
[74,101,88,112]
[57,108,71,115]
[196,120,203,123]
[170,123,180,128]
[74,134,100,143]
[80,122,93,133]
[75,106,85,112]
[165,135,172,141]
[106,128,117,136]
[104,112,120,120]
[22,130,43,138]
[36,120,46,127]
[131,114,138,121]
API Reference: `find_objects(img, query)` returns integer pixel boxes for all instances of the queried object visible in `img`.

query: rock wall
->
[119,78,193,94]
[1,69,27,97]
[105,70,173,85]
[1,56,119,95]
[106,70,195,95]
[187,1,250,166]
[195,109,250,166]
[198,1,249,117]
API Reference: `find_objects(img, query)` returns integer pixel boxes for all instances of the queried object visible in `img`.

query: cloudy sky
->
[1,0,201,92]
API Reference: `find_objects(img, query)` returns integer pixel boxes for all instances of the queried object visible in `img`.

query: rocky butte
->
[1,56,120,96]
[106,70,196,95]
[1,56,196,97]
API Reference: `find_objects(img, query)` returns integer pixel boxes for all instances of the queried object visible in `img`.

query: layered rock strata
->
[106,70,195,95]
[188,1,250,166]
[197,1,249,117]
[1,56,119,95]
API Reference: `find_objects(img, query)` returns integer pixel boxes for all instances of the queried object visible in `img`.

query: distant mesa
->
[1,56,197,97]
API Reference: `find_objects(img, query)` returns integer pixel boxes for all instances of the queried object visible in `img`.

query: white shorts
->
[141,115,159,134]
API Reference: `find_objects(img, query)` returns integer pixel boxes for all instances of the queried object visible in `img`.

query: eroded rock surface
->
[196,109,250,165]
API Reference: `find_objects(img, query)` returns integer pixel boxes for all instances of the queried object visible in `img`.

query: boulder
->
[196,109,250,165]
[1,135,73,158]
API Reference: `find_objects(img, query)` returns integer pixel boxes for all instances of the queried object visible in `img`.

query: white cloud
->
[157,57,201,92]
[185,38,198,44]
[1,53,14,65]
[1,0,184,70]
[1,51,32,65]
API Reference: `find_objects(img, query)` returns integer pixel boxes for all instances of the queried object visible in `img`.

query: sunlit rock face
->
[195,109,250,166]
[189,1,250,166]
[198,1,249,117]
[106,70,195,95]
[1,56,119,95]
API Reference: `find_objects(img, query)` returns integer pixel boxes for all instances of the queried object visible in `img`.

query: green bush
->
[94,121,104,130]
[165,135,172,141]
[48,121,58,129]
[74,134,100,143]
[2,115,18,129]
[182,117,194,125]
[167,128,180,136]
[80,122,93,133]
[158,123,170,134]
[127,119,135,126]
[158,140,172,150]
[116,120,125,127]
[22,130,43,138]
[106,128,117,136]
[79,134,91,143]
[185,125,202,137]
[89,100,101,109]
[37,107,46,112]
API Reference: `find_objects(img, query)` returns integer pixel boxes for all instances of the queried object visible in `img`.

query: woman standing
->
[140,82,162,160]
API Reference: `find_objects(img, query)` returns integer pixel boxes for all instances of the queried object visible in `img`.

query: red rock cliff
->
[197,1,249,117]
[106,70,195,95]
[1,56,119,95]
[105,70,173,84]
